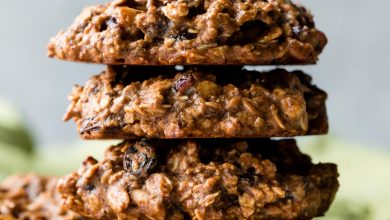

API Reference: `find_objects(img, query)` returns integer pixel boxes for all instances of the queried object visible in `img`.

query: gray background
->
[0,0,389,149]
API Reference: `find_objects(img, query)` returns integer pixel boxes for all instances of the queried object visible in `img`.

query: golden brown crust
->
[48,0,327,65]
[0,174,86,220]
[57,139,339,220]
[64,66,328,139]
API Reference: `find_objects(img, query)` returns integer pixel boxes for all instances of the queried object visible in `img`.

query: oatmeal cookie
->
[48,0,327,65]
[58,139,339,220]
[64,66,328,139]
[0,174,86,220]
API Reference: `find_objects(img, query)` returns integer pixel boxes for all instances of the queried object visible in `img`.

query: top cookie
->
[48,0,327,65]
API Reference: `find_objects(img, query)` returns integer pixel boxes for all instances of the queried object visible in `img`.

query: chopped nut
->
[271,105,286,130]
[242,98,258,114]
[114,7,139,25]
[201,192,220,207]
[239,193,255,218]
[197,81,220,97]
[107,185,130,213]
[161,2,189,21]
[226,96,242,111]
[254,117,264,129]
[205,102,222,110]
[300,111,309,131]
[259,27,283,43]
[108,171,125,185]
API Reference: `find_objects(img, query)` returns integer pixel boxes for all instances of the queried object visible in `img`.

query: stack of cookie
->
[1,0,339,219]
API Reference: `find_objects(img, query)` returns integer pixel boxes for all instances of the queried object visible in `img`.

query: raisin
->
[296,7,315,28]
[99,17,117,32]
[123,141,157,176]
[84,184,95,192]
[227,20,268,45]
[99,22,108,32]
[187,6,206,19]
[173,73,195,95]
[284,190,295,200]
[116,0,145,9]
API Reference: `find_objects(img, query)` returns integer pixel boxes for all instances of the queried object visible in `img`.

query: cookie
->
[48,0,327,65]
[64,66,328,139]
[0,174,86,220]
[58,139,339,220]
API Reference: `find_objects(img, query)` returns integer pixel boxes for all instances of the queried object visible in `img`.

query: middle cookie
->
[64,66,328,139]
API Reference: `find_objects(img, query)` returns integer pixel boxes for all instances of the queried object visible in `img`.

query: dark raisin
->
[128,146,138,154]
[223,193,239,206]
[84,184,95,192]
[187,6,206,19]
[117,0,146,9]
[120,29,145,41]
[227,20,268,45]
[296,7,315,28]
[99,17,117,32]
[145,14,169,40]
[247,167,256,174]
[173,73,195,94]
[92,85,100,94]
[243,176,255,185]
[284,190,295,200]
[99,22,108,32]
[123,141,157,176]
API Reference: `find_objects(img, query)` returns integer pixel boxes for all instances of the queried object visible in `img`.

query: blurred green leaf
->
[0,142,32,181]
[0,124,34,153]
[325,200,372,220]
[0,98,35,153]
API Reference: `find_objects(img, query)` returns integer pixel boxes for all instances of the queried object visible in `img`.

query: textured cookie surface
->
[64,66,328,139]
[48,0,327,65]
[58,139,339,220]
[0,174,86,220]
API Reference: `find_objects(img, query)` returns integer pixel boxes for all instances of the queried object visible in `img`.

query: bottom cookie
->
[0,174,86,220]
[58,139,339,220]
